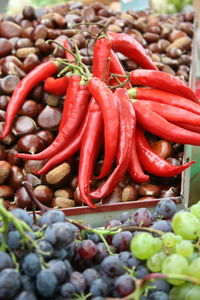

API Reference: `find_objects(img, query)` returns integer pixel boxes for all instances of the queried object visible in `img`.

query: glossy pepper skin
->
[130,70,199,102]
[93,37,111,83]
[36,109,90,175]
[107,32,158,71]
[16,75,89,160]
[44,76,68,96]
[88,77,120,179]
[136,126,195,177]
[77,37,112,207]
[1,60,60,139]
[78,104,103,208]
[134,100,200,127]
[128,134,150,183]
[128,87,200,116]
[109,50,132,89]
[90,88,135,199]
[133,101,200,146]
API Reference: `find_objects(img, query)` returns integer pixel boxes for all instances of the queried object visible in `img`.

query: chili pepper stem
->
[128,87,137,98]
[46,40,77,61]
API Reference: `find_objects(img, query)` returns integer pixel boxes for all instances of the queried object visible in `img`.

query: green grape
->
[185,285,200,300]
[188,251,199,263]
[162,253,189,285]
[130,233,156,260]
[190,204,200,220]
[147,251,166,272]
[153,237,163,252]
[172,212,200,240]
[162,232,177,248]
[176,240,194,257]
[175,235,183,243]
[170,283,193,300]
[188,257,200,281]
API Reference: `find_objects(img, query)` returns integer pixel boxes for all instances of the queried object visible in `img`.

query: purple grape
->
[101,256,125,277]
[155,199,177,219]
[105,219,122,229]
[60,282,75,298]
[151,220,172,233]
[70,271,86,293]
[39,210,65,226]
[112,231,132,252]
[119,212,131,223]
[45,222,75,249]
[48,259,67,283]
[83,268,100,287]
[115,274,136,297]
[89,278,109,297]
[36,269,58,298]
[133,208,154,226]
[94,242,108,264]
[135,265,149,279]
[78,240,97,259]
[148,291,169,300]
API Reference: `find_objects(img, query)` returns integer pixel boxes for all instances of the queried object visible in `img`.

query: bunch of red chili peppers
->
[2,30,199,208]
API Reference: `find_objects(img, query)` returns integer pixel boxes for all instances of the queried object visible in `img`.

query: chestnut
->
[17,134,45,153]
[12,116,37,136]
[14,186,32,210]
[33,185,53,205]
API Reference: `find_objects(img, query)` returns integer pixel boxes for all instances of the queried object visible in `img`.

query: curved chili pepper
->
[130,70,199,102]
[1,60,60,139]
[36,109,90,175]
[90,88,135,199]
[128,87,200,116]
[136,125,195,177]
[128,134,150,183]
[173,122,200,134]
[16,75,89,160]
[44,76,68,96]
[134,100,200,127]
[93,37,111,82]
[109,50,132,89]
[63,40,74,61]
[133,101,200,146]
[88,77,119,179]
[107,32,158,71]
[78,104,103,208]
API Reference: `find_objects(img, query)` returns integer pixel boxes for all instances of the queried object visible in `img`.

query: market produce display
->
[0,195,199,299]
[0,3,195,210]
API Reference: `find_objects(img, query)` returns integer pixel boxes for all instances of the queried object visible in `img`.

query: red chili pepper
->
[173,122,200,134]
[133,101,200,146]
[107,32,158,70]
[78,104,103,208]
[44,76,68,96]
[93,37,111,82]
[130,70,199,102]
[59,75,89,131]
[128,134,150,183]
[16,75,89,160]
[134,100,200,127]
[63,40,74,61]
[109,50,132,89]
[90,88,135,199]
[88,77,119,179]
[1,60,60,139]
[128,87,200,116]
[36,108,90,175]
[136,125,195,177]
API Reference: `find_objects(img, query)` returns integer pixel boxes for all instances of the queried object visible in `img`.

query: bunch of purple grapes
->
[0,197,198,300]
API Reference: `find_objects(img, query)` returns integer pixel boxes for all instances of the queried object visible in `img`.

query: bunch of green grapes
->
[130,202,200,300]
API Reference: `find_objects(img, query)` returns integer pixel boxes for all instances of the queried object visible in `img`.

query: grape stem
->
[125,272,200,300]
[67,219,164,237]
[140,272,200,286]
[23,182,50,213]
